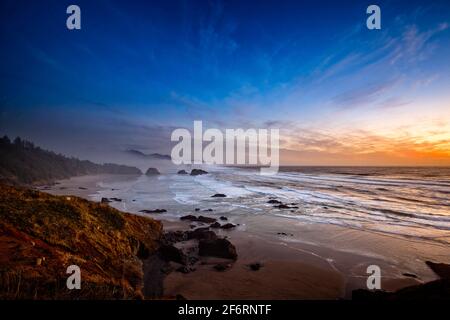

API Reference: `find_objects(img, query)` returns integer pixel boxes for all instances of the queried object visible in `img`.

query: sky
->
[0,0,449,166]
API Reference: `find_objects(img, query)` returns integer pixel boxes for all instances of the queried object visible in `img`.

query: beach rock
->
[190,169,208,176]
[196,216,217,223]
[189,256,199,265]
[204,209,214,212]
[176,266,190,274]
[426,261,450,279]
[139,209,167,214]
[214,263,232,272]
[145,167,160,175]
[177,170,188,175]
[210,222,221,228]
[211,193,227,198]
[273,204,291,209]
[277,232,294,236]
[220,223,236,230]
[195,208,200,211]
[158,244,187,265]
[101,197,111,203]
[198,238,237,260]
[249,263,262,271]
[78,187,87,190]
[186,228,217,241]
[219,216,228,221]
[110,197,122,202]
[267,199,282,204]
[163,231,187,244]
[160,264,174,275]
[180,215,197,221]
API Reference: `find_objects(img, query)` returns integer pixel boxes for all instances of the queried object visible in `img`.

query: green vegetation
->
[0,136,141,185]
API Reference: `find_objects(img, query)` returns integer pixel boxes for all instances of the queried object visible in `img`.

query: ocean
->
[91,166,450,246]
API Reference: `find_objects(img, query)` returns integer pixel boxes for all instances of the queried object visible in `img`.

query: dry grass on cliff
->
[0,184,163,299]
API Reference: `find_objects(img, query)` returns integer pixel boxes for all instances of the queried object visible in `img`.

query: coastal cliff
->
[0,184,163,299]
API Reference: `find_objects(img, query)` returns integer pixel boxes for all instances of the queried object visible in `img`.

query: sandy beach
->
[41,172,450,299]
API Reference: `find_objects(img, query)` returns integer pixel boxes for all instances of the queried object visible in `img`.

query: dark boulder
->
[180,215,197,221]
[219,216,228,221]
[267,199,282,204]
[140,209,167,214]
[273,204,291,209]
[277,232,294,236]
[214,263,232,272]
[198,238,237,260]
[176,266,190,274]
[197,216,217,223]
[248,263,262,271]
[220,223,236,230]
[210,222,221,228]
[145,167,160,175]
[163,231,187,244]
[190,169,208,176]
[211,193,227,198]
[186,228,217,241]
[177,170,188,174]
[158,244,187,265]
[101,197,111,203]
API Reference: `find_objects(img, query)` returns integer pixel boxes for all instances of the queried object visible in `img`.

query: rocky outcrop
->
[220,223,236,229]
[186,228,218,241]
[211,193,227,198]
[177,170,188,175]
[190,169,208,176]
[248,263,262,271]
[145,167,160,175]
[199,238,238,260]
[158,244,187,265]
[180,215,217,223]
[139,209,167,214]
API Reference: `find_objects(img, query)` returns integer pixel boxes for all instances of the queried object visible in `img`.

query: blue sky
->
[1,0,449,165]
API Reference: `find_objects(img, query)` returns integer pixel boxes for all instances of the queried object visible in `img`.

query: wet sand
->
[42,174,449,299]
